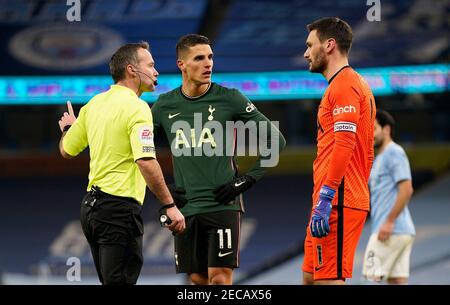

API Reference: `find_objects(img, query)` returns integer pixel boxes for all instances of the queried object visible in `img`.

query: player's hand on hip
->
[166,206,186,233]
[310,185,335,238]
[213,175,256,204]
[58,100,77,132]
[168,184,188,208]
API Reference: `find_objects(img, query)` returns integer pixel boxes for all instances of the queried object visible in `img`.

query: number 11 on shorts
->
[217,228,232,249]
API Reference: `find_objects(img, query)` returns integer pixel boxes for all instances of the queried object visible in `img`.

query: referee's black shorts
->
[80,191,144,285]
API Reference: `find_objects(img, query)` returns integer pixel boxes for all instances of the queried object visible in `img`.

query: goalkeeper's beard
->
[309,47,328,74]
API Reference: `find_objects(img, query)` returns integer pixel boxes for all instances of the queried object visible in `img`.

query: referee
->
[57,42,185,285]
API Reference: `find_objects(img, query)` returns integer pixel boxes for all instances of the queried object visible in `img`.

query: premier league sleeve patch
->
[139,126,155,152]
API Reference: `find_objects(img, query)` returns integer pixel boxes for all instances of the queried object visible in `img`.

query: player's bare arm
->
[378,179,414,241]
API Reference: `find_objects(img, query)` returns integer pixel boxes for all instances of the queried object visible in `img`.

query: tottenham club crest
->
[208,105,216,121]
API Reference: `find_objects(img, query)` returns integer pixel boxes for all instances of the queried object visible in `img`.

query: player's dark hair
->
[376,109,395,138]
[109,41,150,83]
[307,17,353,55]
[176,34,210,59]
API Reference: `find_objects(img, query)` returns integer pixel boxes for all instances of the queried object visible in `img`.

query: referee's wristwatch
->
[63,125,71,132]
[159,203,175,226]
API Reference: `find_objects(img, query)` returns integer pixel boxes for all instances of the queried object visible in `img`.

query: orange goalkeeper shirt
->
[313,66,376,211]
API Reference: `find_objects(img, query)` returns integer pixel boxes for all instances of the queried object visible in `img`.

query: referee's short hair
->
[176,34,210,59]
[376,109,396,138]
[109,41,150,83]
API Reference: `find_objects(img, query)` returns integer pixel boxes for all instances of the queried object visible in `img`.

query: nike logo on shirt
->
[169,113,181,119]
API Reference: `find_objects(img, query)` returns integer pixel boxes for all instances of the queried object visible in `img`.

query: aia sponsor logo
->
[333,105,356,116]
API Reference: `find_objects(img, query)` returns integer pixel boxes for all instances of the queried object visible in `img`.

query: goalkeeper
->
[302,17,375,284]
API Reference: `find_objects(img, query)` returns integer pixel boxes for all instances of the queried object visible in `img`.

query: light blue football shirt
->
[369,142,415,235]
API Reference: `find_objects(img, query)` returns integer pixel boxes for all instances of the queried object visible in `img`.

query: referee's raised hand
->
[58,100,77,132]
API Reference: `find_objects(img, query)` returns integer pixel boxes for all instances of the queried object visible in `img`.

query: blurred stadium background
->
[0,0,448,285]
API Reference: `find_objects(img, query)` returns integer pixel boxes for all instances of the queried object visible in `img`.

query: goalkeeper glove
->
[168,184,188,209]
[214,175,256,204]
[310,185,335,238]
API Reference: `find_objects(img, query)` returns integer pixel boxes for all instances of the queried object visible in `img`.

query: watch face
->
[160,214,168,224]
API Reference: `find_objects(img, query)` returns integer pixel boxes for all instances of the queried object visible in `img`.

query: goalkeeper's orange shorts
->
[302,206,367,281]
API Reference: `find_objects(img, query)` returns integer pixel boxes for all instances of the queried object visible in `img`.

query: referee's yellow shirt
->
[63,85,156,204]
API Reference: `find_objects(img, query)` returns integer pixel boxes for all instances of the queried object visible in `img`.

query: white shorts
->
[362,233,414,281]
